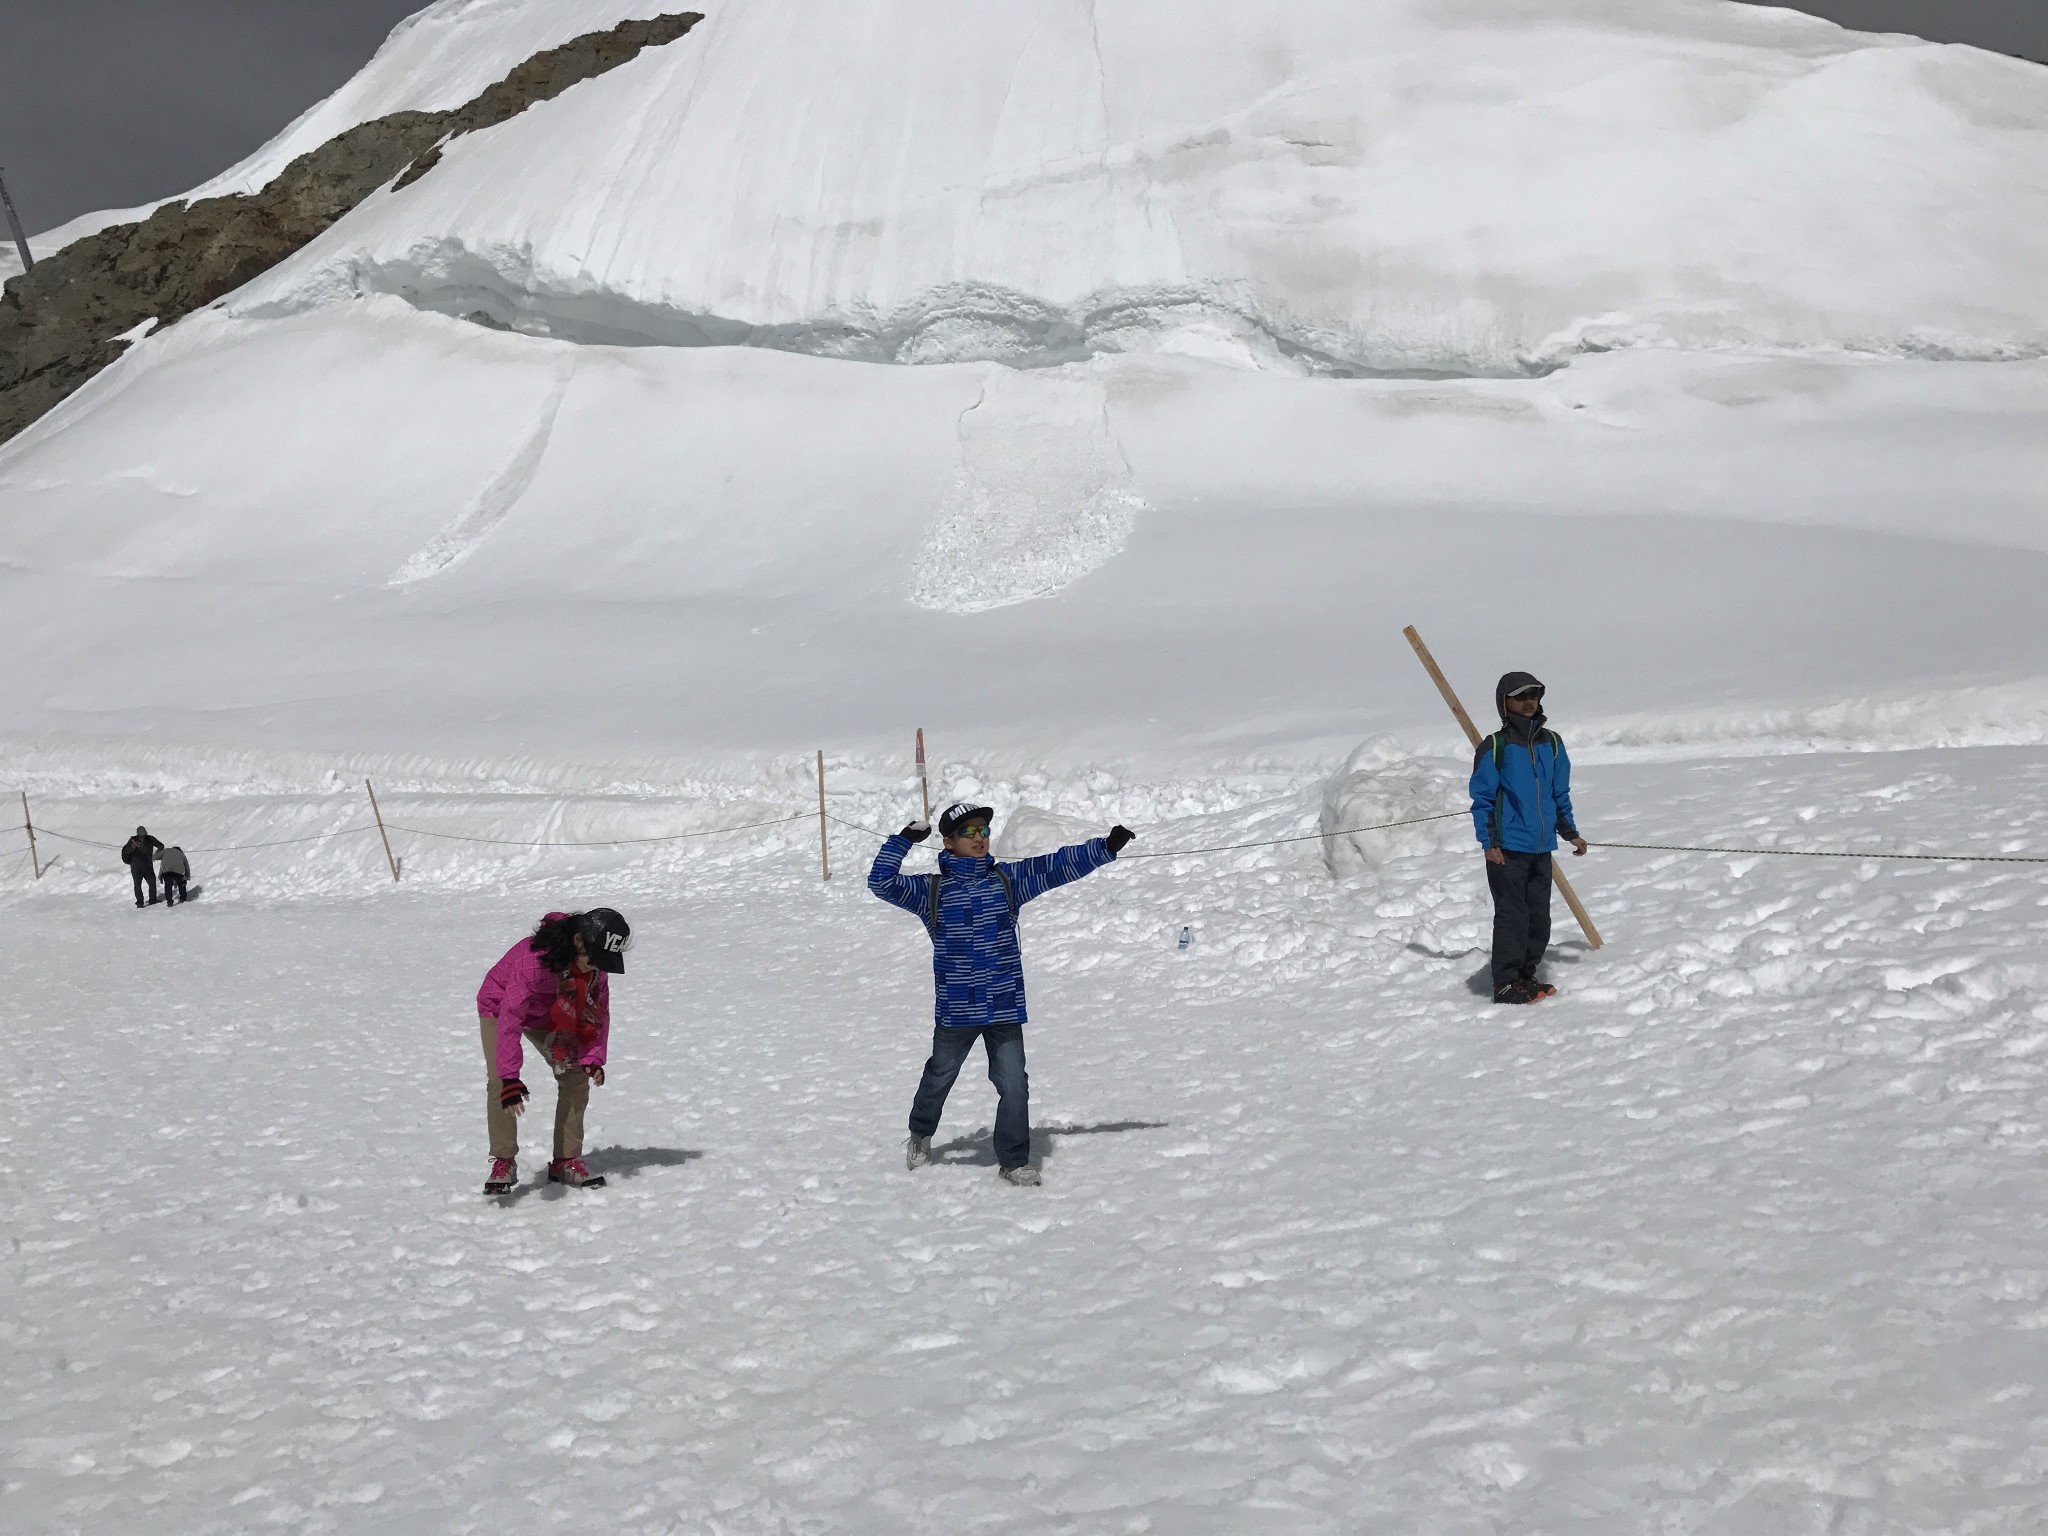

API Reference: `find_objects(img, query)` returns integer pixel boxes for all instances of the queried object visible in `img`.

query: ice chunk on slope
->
[230,0,2048,372]
[387,351,577,584]
[911,365,1144,613]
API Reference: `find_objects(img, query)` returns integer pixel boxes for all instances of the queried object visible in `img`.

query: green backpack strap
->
[1491,729,1560,765]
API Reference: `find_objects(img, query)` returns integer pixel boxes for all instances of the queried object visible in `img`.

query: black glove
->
[900,820,932,843]
[499,1077,529,1111]
[1105,825,1135,854]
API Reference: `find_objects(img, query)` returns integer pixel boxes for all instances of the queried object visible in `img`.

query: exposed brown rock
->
[0,12,700,446]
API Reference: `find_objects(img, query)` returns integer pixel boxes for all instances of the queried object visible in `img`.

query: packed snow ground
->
[7,744,2048,1532]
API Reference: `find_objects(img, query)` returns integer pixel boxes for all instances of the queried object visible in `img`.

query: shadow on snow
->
[490,1144,702,1204]
[930,1120,1170,1167]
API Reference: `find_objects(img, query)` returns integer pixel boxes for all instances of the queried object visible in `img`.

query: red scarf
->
[544,967,601,1065]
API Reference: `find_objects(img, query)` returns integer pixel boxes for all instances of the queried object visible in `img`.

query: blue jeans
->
[908,1024,1030,1169]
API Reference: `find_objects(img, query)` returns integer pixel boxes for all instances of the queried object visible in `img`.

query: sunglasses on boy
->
[951,823,990,839]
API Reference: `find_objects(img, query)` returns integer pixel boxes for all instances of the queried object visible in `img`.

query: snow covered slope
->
[7,297,2048,773]
[2,0,2046,777]
[225,0,2048,372]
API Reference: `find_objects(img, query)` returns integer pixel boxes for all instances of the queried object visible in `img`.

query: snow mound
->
[995,803,1106,858]
[1321,739,1467,876]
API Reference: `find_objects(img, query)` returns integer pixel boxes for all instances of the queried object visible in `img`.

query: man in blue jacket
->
[869,801,1134,1185]
[1469,672,1588,1004]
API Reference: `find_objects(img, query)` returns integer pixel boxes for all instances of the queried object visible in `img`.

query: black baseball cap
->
[939,802,995,837]
[575,908,632,974]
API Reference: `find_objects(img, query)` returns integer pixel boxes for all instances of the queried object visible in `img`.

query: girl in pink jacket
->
[476,908,631,1193]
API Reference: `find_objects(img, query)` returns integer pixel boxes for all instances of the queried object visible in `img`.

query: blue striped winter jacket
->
[868,835,1116,1028]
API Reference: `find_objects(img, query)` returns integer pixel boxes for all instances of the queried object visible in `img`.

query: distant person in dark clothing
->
[1469,673,1587,1004]
[121,827,164,907]
[159,846,191,905]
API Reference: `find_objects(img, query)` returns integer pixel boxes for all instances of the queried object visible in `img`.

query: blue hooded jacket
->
[1468,671,1580,854]
[868,834,1116,1028]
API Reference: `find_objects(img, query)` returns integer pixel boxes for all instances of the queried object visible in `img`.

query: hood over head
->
[1495,671,1547,738]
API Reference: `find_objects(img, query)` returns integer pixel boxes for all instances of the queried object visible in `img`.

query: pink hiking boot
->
[483,1157,517,1194]
[548,1157,606,1189]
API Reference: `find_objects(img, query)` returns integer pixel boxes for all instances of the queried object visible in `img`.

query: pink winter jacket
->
[476,916,610,1081]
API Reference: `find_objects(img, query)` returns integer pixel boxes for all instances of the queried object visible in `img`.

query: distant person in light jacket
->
[159,846,191,905]
[474,908,631,1194]
[1470,672,1587,1004]
[868,801,1133,1186]
[121,826,164,907]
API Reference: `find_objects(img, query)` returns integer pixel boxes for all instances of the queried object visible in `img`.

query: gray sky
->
[0,0,424,234]
[1,2,2044,237]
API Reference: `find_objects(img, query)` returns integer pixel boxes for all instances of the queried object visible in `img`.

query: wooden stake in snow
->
[365,779,400,882]
[21,791,40,879]
[817,751,830,881]
[1402,625,1604,950]
[916,728,931,823]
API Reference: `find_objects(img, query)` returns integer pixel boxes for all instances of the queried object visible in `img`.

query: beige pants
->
[480,1015,589,1162]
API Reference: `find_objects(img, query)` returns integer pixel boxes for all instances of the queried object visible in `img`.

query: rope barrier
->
[827,809,1465,858]
[382,811,808,849]
[831,811,2048,868]
[19,804,2048,871]
[35,827,119,849]
[39,824,379,854]
[34,813,806,856]
[1121,813,1463,860]
[1592,840,2048,865]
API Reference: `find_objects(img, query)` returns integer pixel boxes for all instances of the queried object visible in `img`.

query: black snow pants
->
[130,862,158,905]
[1486,850,1552,991]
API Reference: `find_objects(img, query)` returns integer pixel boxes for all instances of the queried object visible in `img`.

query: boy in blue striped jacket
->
[869,801,1134,1186]
[1469,672,1588,1004]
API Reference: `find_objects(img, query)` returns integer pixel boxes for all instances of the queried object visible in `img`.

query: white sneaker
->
[905,1135,932,1170]
[998,1165,1040,1187]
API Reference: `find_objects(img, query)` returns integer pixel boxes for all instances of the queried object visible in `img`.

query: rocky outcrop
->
[0,12,701,446]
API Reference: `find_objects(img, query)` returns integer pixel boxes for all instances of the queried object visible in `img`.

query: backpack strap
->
[923,864,1018,937]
